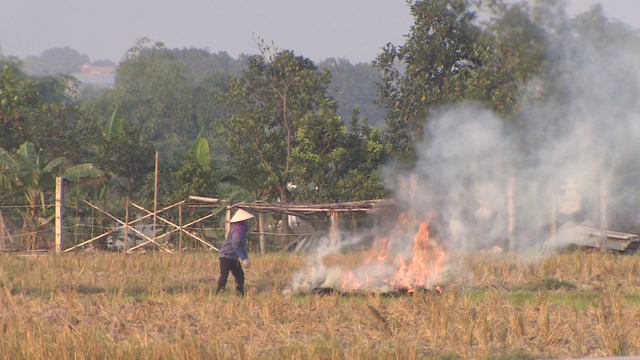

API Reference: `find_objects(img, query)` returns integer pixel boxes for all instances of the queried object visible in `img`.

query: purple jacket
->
[219,222,248,260]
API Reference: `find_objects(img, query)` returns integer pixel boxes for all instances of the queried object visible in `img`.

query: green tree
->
[81,39,231,156]
[94,119,156,195]
[218,46,336,202]
[170,48,247,81]
[484,1,548,87]
[375,0,518,156]
[0,63,41,151]
[0,61,97,163]
[292,105,389,202]
[317,58,385,127]
[219,46,389,203]
[22,47,89,75]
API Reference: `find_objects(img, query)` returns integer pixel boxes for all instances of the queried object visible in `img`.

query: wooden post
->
[74,203,78,247]
[507,176,514,251]
[90,208,94,247]
[55,177,63,253]
[550,194,557,244]
[352,213,358,236]
[600,173,607,253]
[123,198,129,253]
[153,150,158,252]
[0,210,14,249]
[178,203,183,253]
[225,205,231,237]
[259,213,266,254]
[0,210,5,250]
[330,211,339,246]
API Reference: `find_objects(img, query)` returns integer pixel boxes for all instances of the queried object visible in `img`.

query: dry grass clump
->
[1,250,640,359]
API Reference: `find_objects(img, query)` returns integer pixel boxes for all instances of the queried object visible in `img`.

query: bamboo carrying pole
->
[259,213,265,254]
[55,177,63,253]
[225,205,231,237]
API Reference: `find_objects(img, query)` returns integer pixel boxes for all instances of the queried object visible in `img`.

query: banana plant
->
[167,129,251,203]
[0,141,103,250]
[172,128,244,184]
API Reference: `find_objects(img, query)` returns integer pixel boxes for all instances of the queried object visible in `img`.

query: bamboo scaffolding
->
[63,226,123,253]
[81,200,172,252]
[64,198,389,255]
[127,201,218,252]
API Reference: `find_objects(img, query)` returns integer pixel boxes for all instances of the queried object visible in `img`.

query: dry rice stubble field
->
[1,250,640,359]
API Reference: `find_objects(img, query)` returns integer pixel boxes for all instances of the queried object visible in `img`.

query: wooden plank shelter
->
[571,226,640,253]
[226,199,390,216]
[224,199,392,253]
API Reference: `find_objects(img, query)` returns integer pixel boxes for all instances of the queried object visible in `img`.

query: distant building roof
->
[80,64,116,74]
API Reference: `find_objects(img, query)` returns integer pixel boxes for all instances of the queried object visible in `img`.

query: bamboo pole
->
[259,212,265,254]
[123,198,129,253]
[0,210,10,250]
[74,202,78,247]
[90,208,94,248]
[81,200,172,251]
[551,194,557,244]
[64,227,124,252]
[55,177,63,253]
[507,175,514,251]
[330,211,339,246]
[179,203,183,253]
[153,150,158,252]
[600,173,607,253]
[127,201,217,251]
[0,210,5,250]
[64,200,187,253]
[126,213,218,252]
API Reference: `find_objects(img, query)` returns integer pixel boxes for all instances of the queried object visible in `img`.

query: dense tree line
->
[2,0,638,250]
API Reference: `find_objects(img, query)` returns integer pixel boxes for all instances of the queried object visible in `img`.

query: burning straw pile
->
[283,212,447,295]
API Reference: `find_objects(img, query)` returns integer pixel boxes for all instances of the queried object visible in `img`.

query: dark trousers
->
[216,257,244,295]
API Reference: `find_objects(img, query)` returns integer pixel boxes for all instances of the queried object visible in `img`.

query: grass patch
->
[509,277,577,292]
[484,349,538,360]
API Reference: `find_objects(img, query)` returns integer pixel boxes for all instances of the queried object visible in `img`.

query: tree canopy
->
[375,0,522,156]
[22,47,90,75]
[219,46,388,203]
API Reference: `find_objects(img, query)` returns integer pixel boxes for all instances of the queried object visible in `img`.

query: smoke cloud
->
[283,7,640,294]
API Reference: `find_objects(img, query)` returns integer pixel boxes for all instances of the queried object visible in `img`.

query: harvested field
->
[1,250,640,359]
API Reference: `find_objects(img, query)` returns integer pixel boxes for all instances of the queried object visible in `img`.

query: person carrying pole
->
[216,209,254,295]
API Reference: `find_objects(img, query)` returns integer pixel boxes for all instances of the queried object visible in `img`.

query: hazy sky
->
[2,0,638,64]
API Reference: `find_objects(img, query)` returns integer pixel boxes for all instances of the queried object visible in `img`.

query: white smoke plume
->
[283,6,640,294]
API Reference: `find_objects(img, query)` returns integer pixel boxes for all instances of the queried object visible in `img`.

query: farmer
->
[215,208,254,295]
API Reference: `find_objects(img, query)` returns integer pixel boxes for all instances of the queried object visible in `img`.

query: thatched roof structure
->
[224,199,394,217]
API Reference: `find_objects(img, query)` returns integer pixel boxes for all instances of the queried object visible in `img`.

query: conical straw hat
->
[230,209,255,223]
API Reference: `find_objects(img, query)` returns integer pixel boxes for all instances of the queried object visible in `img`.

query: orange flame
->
[339,214,445,293]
